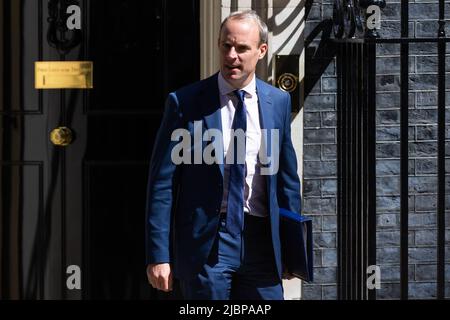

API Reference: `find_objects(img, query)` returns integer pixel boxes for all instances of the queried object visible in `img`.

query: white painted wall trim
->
[200,0,221,79]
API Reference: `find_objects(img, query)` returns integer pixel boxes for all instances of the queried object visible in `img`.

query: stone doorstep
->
[283,278,302,300]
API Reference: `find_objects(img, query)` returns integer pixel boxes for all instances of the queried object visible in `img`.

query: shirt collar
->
[218,71,256,98]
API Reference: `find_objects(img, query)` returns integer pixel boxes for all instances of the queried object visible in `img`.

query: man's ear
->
[258,43,268,60]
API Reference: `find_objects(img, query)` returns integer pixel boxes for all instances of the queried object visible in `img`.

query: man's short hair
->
[220,10,268,45]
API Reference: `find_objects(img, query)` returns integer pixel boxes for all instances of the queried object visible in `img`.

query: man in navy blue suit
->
[145,10,301,300]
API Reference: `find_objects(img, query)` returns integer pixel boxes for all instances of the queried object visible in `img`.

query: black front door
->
[0,0,199,299]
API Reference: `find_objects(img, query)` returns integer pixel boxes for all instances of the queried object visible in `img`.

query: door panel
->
[89,0,165,111]
[0,0,199,299]
[84,0,198,299]
[85,164,149,299]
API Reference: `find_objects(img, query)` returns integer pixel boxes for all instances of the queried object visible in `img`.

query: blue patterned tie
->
[226,90,247,236]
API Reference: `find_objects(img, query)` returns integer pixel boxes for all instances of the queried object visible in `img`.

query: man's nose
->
[226,46,238,59]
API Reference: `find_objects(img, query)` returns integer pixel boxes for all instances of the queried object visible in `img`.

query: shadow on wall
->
[255,0,336,101]
[304,17,336,97]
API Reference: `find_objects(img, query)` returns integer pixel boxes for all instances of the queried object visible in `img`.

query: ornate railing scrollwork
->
[47,0,82,54]
[333,0,386,39]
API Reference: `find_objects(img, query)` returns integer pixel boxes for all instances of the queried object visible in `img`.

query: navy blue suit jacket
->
[145,73,301,280]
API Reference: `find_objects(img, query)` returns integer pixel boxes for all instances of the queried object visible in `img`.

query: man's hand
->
[146,263,173,292]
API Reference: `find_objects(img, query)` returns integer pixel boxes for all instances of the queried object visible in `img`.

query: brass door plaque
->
[35,61,93,89]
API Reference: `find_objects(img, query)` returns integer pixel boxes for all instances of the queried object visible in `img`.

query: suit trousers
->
[179,213,283,300]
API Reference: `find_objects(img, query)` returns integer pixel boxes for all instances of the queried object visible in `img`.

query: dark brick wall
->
[302,0,450,300]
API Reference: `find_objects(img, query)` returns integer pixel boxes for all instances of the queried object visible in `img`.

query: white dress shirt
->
[218,72,268,217]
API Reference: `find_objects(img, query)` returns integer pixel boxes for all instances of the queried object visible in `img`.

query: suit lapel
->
[256,79,275,204]
[199,73,224,177]
[256,78,274,155]
[256,83,274,129]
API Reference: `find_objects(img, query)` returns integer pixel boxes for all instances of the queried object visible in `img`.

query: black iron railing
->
[333,0,448,299]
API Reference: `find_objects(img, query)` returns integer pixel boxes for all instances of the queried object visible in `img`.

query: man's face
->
[218,19,268,89]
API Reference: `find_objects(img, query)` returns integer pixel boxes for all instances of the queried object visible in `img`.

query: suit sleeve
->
[145,92,183,265]
[276,92,302,214]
